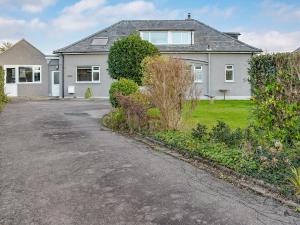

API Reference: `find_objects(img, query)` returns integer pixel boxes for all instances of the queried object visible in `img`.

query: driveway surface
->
[0,100,299,225]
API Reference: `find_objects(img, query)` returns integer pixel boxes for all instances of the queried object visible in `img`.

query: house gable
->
[0,39,46,65]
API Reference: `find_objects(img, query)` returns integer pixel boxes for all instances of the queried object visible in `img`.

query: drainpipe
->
[206,44,212,96]
[208,52,211,96]
[61,54,64,98]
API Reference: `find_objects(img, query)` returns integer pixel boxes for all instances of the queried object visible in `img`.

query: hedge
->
[0,66,7,111]
[248,53,300,146]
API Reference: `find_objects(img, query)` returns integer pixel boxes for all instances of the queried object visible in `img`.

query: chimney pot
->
[187,13,191,20]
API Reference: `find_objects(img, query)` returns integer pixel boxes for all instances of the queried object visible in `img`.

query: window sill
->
[18,82,42,84]
[76,81,101,84]
[225,80,235,83]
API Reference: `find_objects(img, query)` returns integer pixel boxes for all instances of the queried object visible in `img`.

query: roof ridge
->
[122,19,193,22]
[54,20,124,53]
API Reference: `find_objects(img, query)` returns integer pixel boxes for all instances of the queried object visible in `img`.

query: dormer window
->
[140,31,193,45]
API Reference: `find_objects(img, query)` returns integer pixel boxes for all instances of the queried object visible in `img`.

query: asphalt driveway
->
[0,100,299,225]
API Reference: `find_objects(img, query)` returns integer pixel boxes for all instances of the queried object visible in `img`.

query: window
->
[194,66,203,83]
[18,66,41,83]
[140,31,193,45]
[171,31,192,44]
[33,66,41,82]
[6,68,16,83]
[225,65,234,82]
[141,31,150,42]
[77,66,100,83]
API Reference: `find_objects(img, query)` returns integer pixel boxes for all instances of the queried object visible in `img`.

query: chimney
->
[223,32,241,40]
[187,13,191,20]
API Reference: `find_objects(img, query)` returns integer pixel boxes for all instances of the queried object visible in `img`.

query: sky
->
[0,0,299,54]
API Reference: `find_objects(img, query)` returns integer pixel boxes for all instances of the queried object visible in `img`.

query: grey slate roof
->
[54,19,262,54]
[295,47,300,52]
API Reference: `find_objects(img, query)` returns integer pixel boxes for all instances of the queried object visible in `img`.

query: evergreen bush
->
[248,53,300,146]
[108,34,159,85]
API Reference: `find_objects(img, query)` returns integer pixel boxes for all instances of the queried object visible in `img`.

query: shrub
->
[289,167,300,196]
[109,78,138,107]
[117,92,151,132]
[0,66,7,111]
[85,87,93,99]
[192,123,208,141]
[243,125,260,148]
[210,121,244,147]
[142,56,194,130]
[108,34,159,85]
[210,121,232,144]
[248,53,300,146]
[102,108,127,130]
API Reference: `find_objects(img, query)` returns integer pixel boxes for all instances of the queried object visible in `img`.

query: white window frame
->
[140,31,194,45]
[150,31,169,45]
[225,65,234,82]
[4,65,42,84]
[194,65,203,83]
[76,66,101,83]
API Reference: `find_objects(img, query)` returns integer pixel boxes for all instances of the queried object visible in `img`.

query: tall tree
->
[0,42,13,53]
[108,34,159,85]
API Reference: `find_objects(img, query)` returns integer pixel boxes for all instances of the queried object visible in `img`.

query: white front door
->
[4,66,18,96]
[51,71,60,97]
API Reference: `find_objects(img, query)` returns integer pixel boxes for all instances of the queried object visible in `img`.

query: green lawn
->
[182,100,253,130]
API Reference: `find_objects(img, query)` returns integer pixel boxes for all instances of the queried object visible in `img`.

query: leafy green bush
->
[108,34,159,85]
[191,123,208,141]
[154,131,257,172]
[147,107,160,119]
[85,87,93,99]
[102,108,127,130]
[210,121,232,145]
[248,53,300,146]
[0,66,8,111]
[109,78,138,107]
[289,167,300,196]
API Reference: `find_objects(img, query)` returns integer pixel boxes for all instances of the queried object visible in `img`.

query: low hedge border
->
[100,116,300,211]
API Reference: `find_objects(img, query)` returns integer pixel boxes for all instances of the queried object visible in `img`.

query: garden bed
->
[152,130,299,202]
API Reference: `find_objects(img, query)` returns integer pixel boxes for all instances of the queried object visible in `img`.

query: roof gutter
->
[55,50,262,55]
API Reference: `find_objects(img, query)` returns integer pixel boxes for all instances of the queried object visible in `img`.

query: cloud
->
[52,0,180,31]
[29,18,47,29]
[192,5,236,19]
[0,16,47,44]
[0,0,57,13]
[52,1,236,32]
[240,30,300,52]
[62,0,106,14]
[260,0,300,21]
